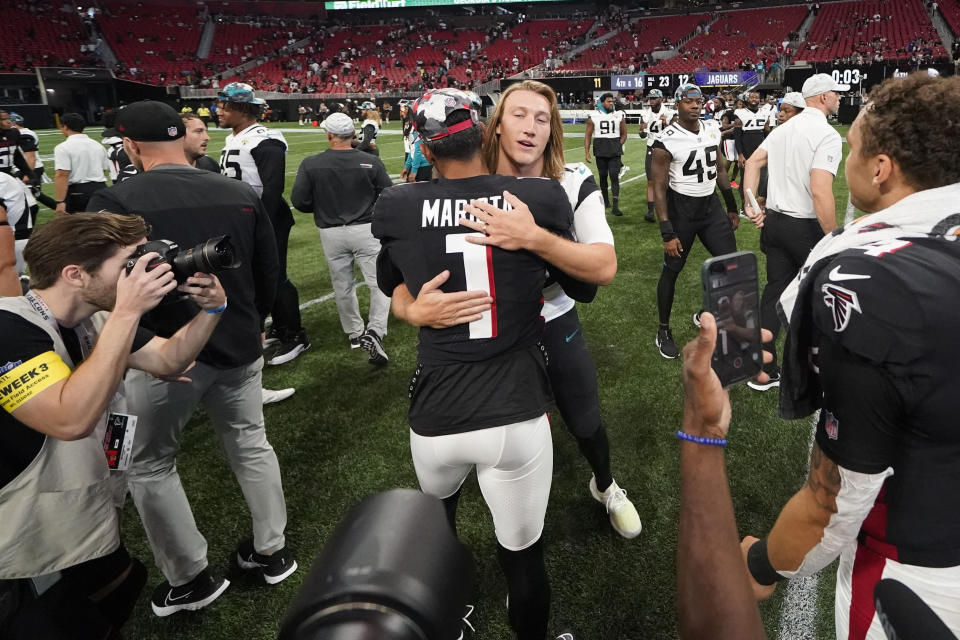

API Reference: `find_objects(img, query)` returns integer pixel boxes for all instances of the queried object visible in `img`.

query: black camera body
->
[125,235,241,303]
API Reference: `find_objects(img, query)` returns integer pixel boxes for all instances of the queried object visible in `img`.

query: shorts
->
[662,189,737,273]
[723,139,737,162]
[835,540,960,640]
[409,414,552,551]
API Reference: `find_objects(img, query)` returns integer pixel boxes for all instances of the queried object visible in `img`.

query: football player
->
[0,110,32,179]
[218,82,309,366]
[584,92,627,216]
[638,89,677,222]
[373,88,593,640]
[356,100,380,156]
[398,99,415,165]
[650,84,739,359]
[8,112,58,212]
[733,91,769,204]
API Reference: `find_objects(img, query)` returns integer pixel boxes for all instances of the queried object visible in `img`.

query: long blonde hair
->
[363,108,382,126]
[483,80,565,181]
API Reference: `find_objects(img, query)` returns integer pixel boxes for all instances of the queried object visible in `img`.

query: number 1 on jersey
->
[446,233,497,339]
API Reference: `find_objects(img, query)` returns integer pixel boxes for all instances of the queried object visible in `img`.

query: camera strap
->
[24,290,135,472]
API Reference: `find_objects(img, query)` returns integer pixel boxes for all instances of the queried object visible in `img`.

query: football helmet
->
[217,82,265,105]
[412,89,479,141]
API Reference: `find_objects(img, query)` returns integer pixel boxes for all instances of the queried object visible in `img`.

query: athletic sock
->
[497,540,550,640]
[576,425,613,492]
[441,487,462,536]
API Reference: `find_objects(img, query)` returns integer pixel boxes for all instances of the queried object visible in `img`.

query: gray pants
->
[318,223,390,339]
[126,358,287,586]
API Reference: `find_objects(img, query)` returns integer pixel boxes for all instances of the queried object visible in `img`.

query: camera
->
[125,235,241,283]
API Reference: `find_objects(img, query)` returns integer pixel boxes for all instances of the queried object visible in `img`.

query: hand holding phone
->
[701,252,763,387]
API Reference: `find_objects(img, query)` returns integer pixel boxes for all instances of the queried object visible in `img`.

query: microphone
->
[874,579,957,640]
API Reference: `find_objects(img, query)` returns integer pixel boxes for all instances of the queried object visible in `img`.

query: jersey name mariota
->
[657,120,722,198]
[220,124,288,196]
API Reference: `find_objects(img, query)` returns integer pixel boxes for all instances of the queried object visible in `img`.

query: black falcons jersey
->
[374,175,575,364]
[812,237,960,567]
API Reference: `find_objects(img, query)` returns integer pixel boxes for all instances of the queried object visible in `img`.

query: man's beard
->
[83,278,117,311]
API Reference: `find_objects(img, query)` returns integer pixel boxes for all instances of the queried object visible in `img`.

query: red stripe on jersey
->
[847,543,887,640]
[486,245,497,338]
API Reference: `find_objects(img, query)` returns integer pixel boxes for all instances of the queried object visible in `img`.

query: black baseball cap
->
[116,101,185,142]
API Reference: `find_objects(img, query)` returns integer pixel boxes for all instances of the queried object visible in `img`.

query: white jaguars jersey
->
[588,110,624,139]
[542,162,615,322]
[19,128,43,169]
[0,172,28,236]
[757,103,777,128]
[360,119,380,139]
[220,123,288,197]
[102,134,124,181]
[639,106,676,141]
[657,119,723,198]
[735,108,768,133]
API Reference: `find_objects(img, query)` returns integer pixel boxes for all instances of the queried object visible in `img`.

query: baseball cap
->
[781,92,806,110]
[801,73,850,98]
[675,83,703,101]
[8,112,23,124]
[647,89,663,99]
[217,82,266,105]
[323,112,355,136]
[413,89,478,142]
[360,101,376,110]
[115,101,185,142]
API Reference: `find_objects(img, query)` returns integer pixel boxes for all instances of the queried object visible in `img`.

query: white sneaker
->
[262,388,295,405]
[618,164,630,179]
[589,476,642,539]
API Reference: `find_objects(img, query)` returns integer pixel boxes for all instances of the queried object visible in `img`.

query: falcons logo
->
[821,284,862,332]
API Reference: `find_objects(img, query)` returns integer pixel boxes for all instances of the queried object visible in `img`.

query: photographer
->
[0,213,226,639]
[87,101,295,617]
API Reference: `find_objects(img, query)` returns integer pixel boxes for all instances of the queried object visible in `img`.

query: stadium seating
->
[649,6,806,74]
[560,14,708,72]
[205,23,312,66]
[0,3,91,72]
[937,0,960,36]
[796,0,948,62]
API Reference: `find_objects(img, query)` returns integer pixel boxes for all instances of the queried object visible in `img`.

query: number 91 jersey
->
[220,124,288,197]
[654,119,722,198]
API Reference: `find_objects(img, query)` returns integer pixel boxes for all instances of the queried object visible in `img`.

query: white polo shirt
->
[759,108,842,219]
[53,133,110,184]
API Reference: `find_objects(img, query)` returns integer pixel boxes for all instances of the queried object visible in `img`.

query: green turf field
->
[32,120,852,639]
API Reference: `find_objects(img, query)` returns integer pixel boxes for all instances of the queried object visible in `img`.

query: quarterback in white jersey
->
[650,83,739,360]
[584,93,627,216]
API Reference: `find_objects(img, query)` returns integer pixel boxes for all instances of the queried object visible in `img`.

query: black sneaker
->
[359,329,389,366]
[349,336,362,349]
[236,538,298,585]
[263,325,282,348]
[611,205,624,217]
[266,329,310,366]
[644,211,655,222]
[150,568,230,617]
[655,327,679,359]
[747,372,781,391]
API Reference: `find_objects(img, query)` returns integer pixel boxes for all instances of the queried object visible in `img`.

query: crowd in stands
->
[0,1,96,73]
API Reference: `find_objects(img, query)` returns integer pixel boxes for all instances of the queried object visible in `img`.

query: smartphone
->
[700,252,763,387]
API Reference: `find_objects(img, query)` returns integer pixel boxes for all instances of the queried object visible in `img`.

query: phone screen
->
[701,252,763,387]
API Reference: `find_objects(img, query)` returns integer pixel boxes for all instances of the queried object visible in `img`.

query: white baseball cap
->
[781,92,806,110]
[322,112,354,136]
[801,73,850,98]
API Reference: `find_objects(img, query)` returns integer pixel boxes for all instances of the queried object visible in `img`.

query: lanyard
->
[24,290,96,361]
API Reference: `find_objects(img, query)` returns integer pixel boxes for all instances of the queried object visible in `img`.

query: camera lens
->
[171,235,240,278]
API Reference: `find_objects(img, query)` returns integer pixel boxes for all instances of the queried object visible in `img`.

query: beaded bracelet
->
[676,430,727,447]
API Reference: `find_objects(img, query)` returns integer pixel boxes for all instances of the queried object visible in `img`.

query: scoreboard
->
[504,72,760,98]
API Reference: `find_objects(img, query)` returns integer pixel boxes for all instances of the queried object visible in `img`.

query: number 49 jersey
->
[220,123,288,197]
[654,119,722,198]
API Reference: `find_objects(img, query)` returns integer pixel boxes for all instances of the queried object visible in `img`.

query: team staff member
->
[290,112,392,364]
[0,213,226,638]
[740,72,960,640]
[638,89,676,222]
[651,84,739,360]
[218,82,308,366]
[742,74,844,390]
[584,92,627,216]
[52,113,110,215]
[88,101,296,616]
[393,80,641,540]
[374,89,590,640]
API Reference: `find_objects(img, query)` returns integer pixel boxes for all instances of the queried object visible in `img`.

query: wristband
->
[205,299,228,314]
[676,430,727,447]
[720,186,738,213]
[660,220,677,242]
[746,538,787,586]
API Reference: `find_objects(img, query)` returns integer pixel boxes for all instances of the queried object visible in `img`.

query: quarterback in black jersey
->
[374,89,590,640]
[740,73,960,640]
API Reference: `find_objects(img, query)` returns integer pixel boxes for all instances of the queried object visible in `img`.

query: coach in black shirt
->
[88,101,297,617]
